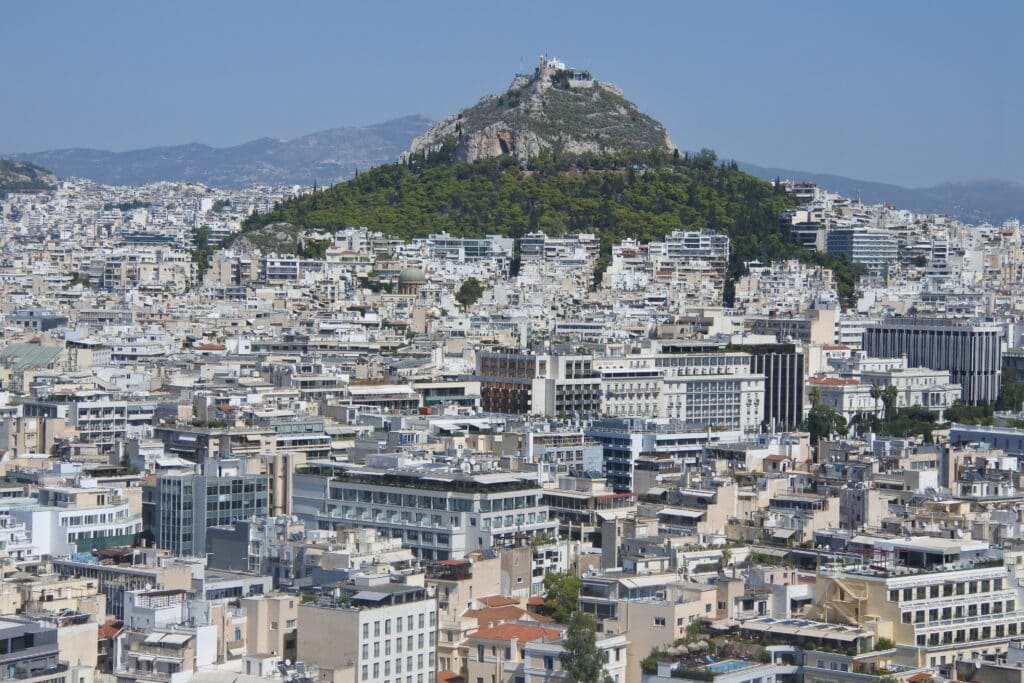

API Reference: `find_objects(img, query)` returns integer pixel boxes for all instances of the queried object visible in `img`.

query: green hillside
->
[240,148,863,304]
[0,158,57,192]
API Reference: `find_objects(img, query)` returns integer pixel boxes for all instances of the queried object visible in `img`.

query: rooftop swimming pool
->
[704,660,757,674]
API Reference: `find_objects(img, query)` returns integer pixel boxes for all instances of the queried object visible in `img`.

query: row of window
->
[888,578,1005,602]
[915,622,1019,645]
[360,660,431,681]
[331,489,538,512]
[362,635,434,659]
[360,612,434,638]
[902,600,1015,623]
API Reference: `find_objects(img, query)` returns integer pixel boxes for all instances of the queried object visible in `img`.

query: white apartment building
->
[8,485,142,556]
[826,226,898,274]
[293,462,557,561]
[478,345,765,434]
[594,350,764,433]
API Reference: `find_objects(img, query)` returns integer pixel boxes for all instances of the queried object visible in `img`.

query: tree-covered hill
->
[240,147,864,304]
[0,158,57,193]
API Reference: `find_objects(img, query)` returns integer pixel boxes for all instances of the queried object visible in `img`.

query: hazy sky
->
[1,1,1021,187]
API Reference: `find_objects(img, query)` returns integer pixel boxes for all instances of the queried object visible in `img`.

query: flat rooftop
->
[742,617,868,642]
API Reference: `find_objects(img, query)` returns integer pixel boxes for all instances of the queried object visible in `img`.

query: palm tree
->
[868,385,884,421]
[881,384,899,421]
[869,383,883,418]
[809,386,822,408]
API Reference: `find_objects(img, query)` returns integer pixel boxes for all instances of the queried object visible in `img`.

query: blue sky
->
[1,1,1020,187]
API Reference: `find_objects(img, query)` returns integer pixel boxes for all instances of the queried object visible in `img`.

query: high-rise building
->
[864,318,1002,404]
[730,342,805,430]
[153,472,269,557]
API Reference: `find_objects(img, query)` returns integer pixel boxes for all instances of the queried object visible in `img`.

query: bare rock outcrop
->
[404,55,676,165]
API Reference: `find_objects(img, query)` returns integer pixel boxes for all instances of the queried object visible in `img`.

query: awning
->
[227,646,246,657]
[709,618,740,631]
[771,528,798,539]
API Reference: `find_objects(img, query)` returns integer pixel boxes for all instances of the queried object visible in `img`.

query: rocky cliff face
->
[406,57,676,164]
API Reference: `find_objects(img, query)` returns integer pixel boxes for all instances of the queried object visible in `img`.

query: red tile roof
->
[465,606,527,623]
[469,623,562,644]
[478,596,518,607]
[98,618,123,640]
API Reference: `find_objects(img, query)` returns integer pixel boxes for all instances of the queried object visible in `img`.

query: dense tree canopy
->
[455,277,486,307]
[542,571,583,625]
[997,369,1024,412]
[803,404,849,444]
[241,148,865,306]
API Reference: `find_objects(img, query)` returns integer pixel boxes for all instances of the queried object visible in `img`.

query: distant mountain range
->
[8,115,433,189]
[738,162,1024,225]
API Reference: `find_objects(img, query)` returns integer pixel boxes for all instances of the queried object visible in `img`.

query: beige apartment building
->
[813,537,1020,668]
[297,581,437,683]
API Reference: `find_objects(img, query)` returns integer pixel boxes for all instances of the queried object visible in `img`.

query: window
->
[654,617,666,627]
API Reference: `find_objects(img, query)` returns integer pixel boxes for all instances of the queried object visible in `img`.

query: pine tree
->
[559,612,613,683]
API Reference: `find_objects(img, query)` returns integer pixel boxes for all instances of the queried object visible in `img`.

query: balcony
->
[3,664,69,682]
[115,667,174,682]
